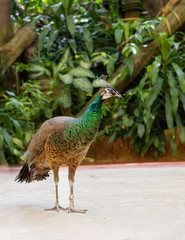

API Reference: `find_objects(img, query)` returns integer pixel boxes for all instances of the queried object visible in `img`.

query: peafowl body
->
[15,86,122,213]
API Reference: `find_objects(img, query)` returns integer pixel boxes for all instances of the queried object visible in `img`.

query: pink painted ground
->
[1,161,185,174]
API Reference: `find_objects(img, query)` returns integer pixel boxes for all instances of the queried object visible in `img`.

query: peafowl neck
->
[80,92,103,127]
[69,92,103,147]
[82,92,103,120]
[63,92,103,149]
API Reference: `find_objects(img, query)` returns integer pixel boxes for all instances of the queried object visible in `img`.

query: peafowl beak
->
[100,86,123,100]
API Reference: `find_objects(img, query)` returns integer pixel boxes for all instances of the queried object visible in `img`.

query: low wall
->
[85,128,185,165]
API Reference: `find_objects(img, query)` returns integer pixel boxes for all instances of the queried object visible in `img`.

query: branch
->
[0,23,36,71]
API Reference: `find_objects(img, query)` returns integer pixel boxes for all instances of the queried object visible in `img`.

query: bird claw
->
[67,208,88,214]
[44,203,87,214]
[44,205,66,212]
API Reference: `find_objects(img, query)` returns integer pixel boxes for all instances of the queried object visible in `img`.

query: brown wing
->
[25,116,74,165]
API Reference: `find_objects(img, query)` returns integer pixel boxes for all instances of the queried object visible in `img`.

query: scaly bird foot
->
[67,208,88,214]
[44,205,66,212]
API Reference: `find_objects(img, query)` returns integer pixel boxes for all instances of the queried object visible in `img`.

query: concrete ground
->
[0,162,185,240]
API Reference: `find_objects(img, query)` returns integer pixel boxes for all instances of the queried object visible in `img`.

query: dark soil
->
[84,128,185,165]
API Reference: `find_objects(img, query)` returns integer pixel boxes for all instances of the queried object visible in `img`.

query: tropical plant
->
[100,31,185,157]
[0,81,49,164]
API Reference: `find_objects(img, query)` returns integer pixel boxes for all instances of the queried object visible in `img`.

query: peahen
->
[15,86,122,213]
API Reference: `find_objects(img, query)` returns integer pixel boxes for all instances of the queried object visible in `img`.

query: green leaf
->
[137,124,145,138]
[157,132,166,154]
[122,43,140,58]
[92,79,107,88]
[68,39,77,52]
[6,91,15,96]
[11,119,23,139]
[141,138,153,157]
[135,33,142,43]
[73,78,93,94]
[106,58,115,77]
[134,108,140,117]
[25,132,33,145]
[83,28,93,53]
[108,132,117,143]
[13,149,22,156]
[123,22,130,42]
[54,47,70,74]
[66,15,75,35]
[0,150,8,165]
[62,0,69,16]
[144,112,155,143]
[59,87,72,108]
[69,66,95,78]
[175,113,185,144]
[38,27,49,58]
[12,138,24,149]
[62,0,74,16]
[2,128,14,152]
[92,55,108,65]
[158,33,170,63]
[167,70,179,116]
[151,55,161,84]
[44,108,53,118]
[10,98,25,115]
[170,136,177,156]
[154,136,159,148]
[46,30,58,53]
[58,73,73,84]
[179,91,185,111]
[29,64,51,78]
[51,2,62,13]
[0,128,4,148]
[165,92,175,137]
[79,60,92,69]
[172,63,185,94]
[124,57,134,76]
[115,29,123,44]
[134,140,142,153]
[120,67,129,80]
[145,77,164,109]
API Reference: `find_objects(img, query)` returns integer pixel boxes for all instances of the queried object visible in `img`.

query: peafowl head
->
[86,86,123,114]
[87,86,122,114]
[100,86,123,100]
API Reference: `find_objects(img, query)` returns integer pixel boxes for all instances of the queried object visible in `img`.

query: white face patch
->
[102,91,112,100]
[100,87,122,100]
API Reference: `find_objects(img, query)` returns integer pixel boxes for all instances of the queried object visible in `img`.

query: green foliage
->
[100,32,185,157]
[0,81,50,164]
[13,0,158,114]
[12,1,120,113]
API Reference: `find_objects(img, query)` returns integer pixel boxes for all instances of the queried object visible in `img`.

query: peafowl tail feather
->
[15,162,50,183]
[15,163,32,183]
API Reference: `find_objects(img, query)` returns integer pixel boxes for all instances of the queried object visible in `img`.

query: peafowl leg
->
[45,167,65,212]
[67,165,87,214]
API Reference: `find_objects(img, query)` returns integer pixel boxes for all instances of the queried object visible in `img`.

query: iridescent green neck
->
[62,92,103,148]
[80,91,103,122]
[74,92,103,144]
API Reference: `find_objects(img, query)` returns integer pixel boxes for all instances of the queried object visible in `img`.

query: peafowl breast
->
[15,86,122,213]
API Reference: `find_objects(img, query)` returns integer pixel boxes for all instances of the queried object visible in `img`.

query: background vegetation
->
[0,0,185,164]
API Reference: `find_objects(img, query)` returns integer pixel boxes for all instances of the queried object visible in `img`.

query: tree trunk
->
[121,0,143,18]
[1,24,36,71]
[0,24,36,90]
[0,0,12,46]
[77,0,185,117]
[144,0,169,17]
